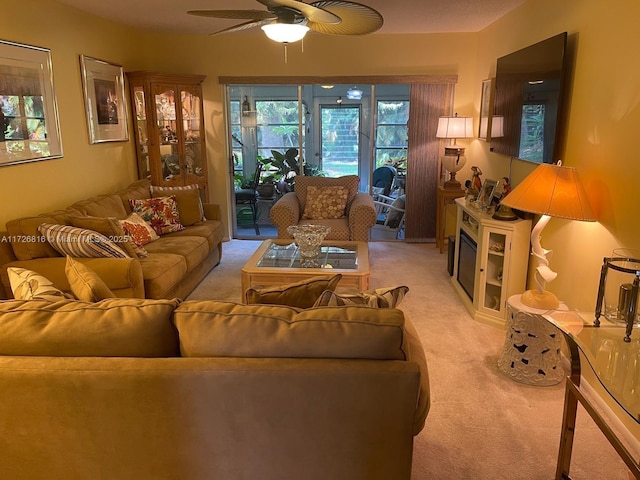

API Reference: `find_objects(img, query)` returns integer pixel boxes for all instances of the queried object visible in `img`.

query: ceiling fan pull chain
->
[284,43,288,64]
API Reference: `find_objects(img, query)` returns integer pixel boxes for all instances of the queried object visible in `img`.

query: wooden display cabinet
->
[126,72,208,201]
[451,197,532,327]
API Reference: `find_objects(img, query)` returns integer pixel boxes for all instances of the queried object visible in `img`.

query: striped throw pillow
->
[37,223,129,258]
[313,285,409,308]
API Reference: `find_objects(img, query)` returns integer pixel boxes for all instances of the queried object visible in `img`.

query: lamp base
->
[443,178,462,190]
[520,289,560,310]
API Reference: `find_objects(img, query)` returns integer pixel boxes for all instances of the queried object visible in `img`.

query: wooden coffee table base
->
[241,240,370,301]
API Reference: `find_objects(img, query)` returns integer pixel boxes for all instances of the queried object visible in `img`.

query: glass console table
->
[543,310,640,479]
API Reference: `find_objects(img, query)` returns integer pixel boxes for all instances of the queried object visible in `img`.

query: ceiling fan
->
[187,0,384,43]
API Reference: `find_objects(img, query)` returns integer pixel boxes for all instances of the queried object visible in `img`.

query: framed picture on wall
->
[80,55,129,144]
[0,39,63,167]
[478,78,495,141]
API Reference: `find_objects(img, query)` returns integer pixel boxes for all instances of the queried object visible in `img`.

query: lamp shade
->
[261,23,309,43]
[436,115,474,139]
[500,162,596,221]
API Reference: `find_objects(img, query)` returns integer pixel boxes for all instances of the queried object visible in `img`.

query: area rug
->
[188,239,632,480]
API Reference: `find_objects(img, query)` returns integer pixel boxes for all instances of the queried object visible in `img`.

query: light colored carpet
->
[188,239,632,479]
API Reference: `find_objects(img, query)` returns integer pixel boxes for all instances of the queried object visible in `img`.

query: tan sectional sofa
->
[0,297,430,480]
[0,179,224,300]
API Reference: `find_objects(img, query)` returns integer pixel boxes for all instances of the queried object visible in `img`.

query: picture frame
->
[0,39,63,167]
[478,78,495,141]
[476,178,498,208]
[80,55,129,144]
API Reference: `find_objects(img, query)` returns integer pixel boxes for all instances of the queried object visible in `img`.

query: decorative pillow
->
[302,185,349,220]
[7,267,73,301]
[37,223,129,259]
[129,196,185,235]
[313,285,410,308]
[69,215,143,259]
[150,184,205,226]
[119,212,159,248]
[245,274,343,309]
[65,256,116,302]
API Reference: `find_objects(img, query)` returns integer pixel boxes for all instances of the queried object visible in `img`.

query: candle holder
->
[594,252,640,342]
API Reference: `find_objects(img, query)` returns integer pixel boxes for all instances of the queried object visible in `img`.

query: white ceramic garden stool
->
[498,295,567,386]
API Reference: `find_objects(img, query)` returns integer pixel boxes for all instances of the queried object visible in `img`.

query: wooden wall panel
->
[405,83,454,242]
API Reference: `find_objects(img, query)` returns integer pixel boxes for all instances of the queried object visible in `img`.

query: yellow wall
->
[0,0,142,225]
[2,0,638,313]
[473,0,640,311]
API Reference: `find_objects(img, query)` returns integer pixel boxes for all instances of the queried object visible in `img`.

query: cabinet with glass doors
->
[125,72,208,201]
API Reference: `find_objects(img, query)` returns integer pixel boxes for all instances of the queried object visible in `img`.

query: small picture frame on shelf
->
[476,178,498,208]
[80,55,129,144]
[0,39,63,167]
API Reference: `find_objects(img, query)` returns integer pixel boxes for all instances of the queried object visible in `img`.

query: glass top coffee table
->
[241,239,369,297]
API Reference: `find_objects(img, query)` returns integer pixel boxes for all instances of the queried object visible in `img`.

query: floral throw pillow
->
[129,196,185,235]
[119,212,159,247]
[302,186,349,220]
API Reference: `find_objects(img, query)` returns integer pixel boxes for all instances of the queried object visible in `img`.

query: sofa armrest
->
[202,203,222,222]
[402,315,430,435]
[348,193,377,242]
[269,192,300,239]
[0,257,145,299]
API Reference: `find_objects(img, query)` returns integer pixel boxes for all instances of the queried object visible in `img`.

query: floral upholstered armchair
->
[269,175,376,242]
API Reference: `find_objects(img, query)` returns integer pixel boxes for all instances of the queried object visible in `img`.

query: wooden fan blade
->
[308,1,383,35]
[208,19,274,36]
[187,10,275,21]
[258,0,341,24]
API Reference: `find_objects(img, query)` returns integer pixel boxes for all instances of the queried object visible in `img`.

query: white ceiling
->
[55,0,526,36]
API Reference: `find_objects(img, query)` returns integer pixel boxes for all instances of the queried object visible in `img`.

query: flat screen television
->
[491,32,569,164]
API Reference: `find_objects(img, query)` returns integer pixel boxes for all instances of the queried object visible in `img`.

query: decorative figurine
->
[471,166,483,192]
[500,176,511,197]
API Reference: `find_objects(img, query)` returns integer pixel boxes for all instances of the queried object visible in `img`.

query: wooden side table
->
[435,185,465,253]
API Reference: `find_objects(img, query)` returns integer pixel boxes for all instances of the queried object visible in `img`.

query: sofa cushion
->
[118,179,152,215]
[129,196,185,235]
[5,213,71,260]
[71,194,129,219]
[150,184,205,226]
[174,300,409,360]
[143,235,209,272]
[313,285,409,308]
[65,256,116,302]
[138,253,187,299]
[119,212,159,247]
[68,215,141,259]
[7,267,70,301]
[38,224,129,259]
[302,185,348,220]
[0,298,180,357]
[161,220,224,250]
[245,274,342,309]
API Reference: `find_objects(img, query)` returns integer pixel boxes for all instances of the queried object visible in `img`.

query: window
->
[229,100,243,174]
[320,105,360,177]
[375,100,409,168]
[256,100,301,159]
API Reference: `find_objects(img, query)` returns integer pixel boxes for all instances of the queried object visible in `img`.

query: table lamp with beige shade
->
[499,161,597,309]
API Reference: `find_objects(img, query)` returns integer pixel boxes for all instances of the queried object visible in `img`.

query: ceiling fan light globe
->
[261,23,309,43]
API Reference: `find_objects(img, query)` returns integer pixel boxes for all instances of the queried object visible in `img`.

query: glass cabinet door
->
[478,228,511,316]
[153,84,181,186]
[179,86,206,188]
[132,86,150,180]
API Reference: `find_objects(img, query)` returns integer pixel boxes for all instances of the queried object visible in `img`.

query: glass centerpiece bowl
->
[287,224,331,268]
